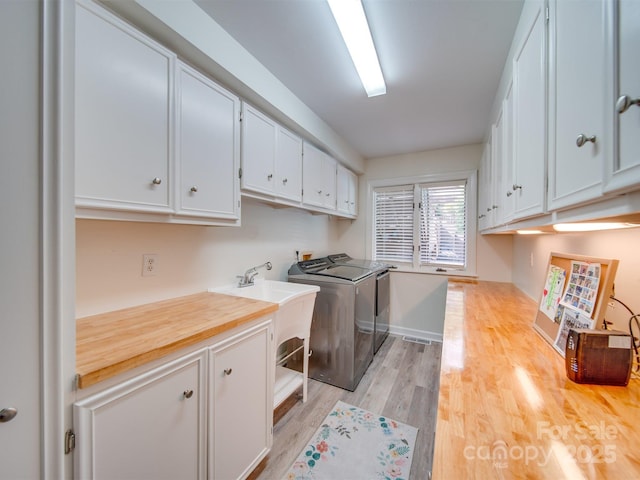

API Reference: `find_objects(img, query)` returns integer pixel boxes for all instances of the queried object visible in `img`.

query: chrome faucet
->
[237,261,272,287]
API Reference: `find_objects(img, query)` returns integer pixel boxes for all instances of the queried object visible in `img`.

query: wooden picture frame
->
[533,252,619,355]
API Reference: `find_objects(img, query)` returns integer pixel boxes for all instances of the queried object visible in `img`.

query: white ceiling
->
[194,0,524,160]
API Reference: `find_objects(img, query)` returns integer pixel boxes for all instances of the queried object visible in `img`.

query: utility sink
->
[210,279,318,306]
[210,280,318,408]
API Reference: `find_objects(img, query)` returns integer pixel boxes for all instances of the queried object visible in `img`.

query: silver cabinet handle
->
[317,190,322,195]
[152,177,162,185]
[326,193,331,197]
[486,207,492,212]
[267,174,273,180]
[0,407,18,423]
[183,390,194,399]
[478,214,486,219]
[282,178,288,184]
[506,191,513,197]
[223,368,233,376]
[512,184,522,191]
[616,95,640,114]
[190,186,198,193]
[576,134,596,147]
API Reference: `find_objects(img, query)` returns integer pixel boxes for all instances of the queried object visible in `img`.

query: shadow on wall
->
[389,272,448,342]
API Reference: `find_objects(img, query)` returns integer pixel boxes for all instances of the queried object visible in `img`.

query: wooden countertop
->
[76,292,279,389]
[432,281,640,479]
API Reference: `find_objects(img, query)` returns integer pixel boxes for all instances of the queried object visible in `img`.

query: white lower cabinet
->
[210,324,272,480]
[74,320,273,480]
[74,350,207,480]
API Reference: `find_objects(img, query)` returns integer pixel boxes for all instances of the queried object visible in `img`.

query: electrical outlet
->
[142,254,158,276]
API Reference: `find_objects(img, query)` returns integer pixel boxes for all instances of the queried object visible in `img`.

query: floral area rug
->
[283,400,418,480]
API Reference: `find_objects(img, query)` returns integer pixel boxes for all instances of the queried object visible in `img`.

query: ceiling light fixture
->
[327,0,386,97]
[552,222,640,232]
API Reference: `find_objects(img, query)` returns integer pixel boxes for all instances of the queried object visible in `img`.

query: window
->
[371,172,476,274]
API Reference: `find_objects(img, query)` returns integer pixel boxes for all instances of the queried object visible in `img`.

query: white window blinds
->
[373,179,468,269]
[419,181,467,267]
[373,186,414,262]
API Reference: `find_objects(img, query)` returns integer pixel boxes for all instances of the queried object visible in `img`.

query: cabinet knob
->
[223,368,233,376]
[506,191,513,197]
[282,178,288,184]
[616,95,640,114]
[576,134,596,147]
[317,190,322,195]
[512,184,522,191]
[0,407,18,423]
[267,174,273,180]
[190,186,198,193]
[326,193,331,197]
[486,207,492,212]
[152,177,162,185]
[183,390,194,399]
[478,214,486,219]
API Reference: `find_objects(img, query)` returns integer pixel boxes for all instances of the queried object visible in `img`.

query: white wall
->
[389,273,448,341]
[76,199,340,317]
[512,227,640,332]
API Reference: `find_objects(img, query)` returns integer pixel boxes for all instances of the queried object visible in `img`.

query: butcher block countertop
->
[432,281,640,479]
[76,292,279,389]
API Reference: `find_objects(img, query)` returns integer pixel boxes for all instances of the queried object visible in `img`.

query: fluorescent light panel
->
[327,0,386,97]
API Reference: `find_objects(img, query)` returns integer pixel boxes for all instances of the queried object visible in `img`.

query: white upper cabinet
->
[501,81,516,224]
[337,164,358,217]
[241,103,303,203]
[175,61,240,222]
[604,0,640,193]
[275,127,303,202]
[302,142,337,211]
[75,0,174,213]
[547,0,609,210]
[478,140,493,231]
[511,0,547,220]
[490,108,504,227]
[75,0,241,225]
[241,105,277,196]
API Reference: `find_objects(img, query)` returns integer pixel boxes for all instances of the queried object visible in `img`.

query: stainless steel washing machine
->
[288,258,376,391]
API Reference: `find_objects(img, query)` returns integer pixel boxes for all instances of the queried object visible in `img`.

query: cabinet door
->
[512,1,547,220]
[275,127,303,202]
[322,154,337,210]
[302,143,328,208]
[74,350,207,480]
[501,81,516,223]
[490,109,504,227]
[337,165,357,217]
[75,0,173,212]
[176,61,240,220]
[210,323,272,480]
[548,0,608,210]
[478,140,492,231]
[241,104,277,196]
[605,0,640,192]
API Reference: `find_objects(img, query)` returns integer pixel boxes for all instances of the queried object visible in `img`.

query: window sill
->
[390,265,478,280]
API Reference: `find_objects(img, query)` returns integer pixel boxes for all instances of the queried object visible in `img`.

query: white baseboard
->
[388,325,443,343]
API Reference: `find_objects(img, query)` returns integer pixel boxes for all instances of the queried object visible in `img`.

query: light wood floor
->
[250,334,442,479]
